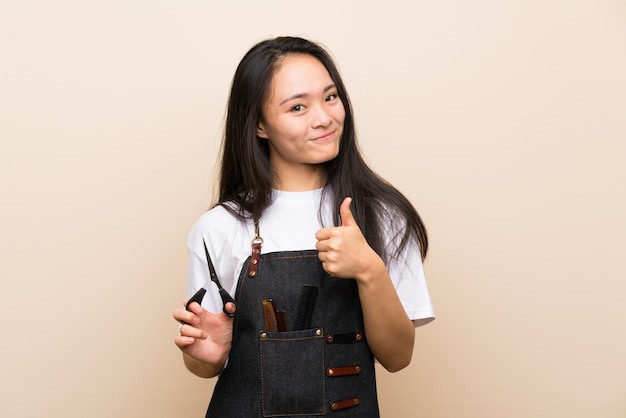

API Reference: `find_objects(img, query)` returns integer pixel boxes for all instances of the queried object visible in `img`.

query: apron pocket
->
[260,328,325,417]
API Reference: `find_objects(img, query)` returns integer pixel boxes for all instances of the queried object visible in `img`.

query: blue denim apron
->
[206,248,380,417]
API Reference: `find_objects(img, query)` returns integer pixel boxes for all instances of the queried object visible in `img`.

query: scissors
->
[185,238,236,317]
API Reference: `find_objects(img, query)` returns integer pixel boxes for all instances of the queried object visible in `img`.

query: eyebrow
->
[278,83,337,106]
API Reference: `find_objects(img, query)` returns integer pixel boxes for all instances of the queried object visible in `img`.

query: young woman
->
[173,36,434,417]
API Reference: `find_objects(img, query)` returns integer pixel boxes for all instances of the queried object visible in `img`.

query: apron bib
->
[206,249,380,417]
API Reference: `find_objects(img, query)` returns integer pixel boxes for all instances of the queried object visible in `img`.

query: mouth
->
[311,130,336,142]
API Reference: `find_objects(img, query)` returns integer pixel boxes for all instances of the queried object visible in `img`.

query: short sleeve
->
[382,212,435,327]
[184,206,251,314]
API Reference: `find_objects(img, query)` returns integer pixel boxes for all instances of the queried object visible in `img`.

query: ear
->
[256,122,269,139]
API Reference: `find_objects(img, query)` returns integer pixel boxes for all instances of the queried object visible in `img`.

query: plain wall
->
[1,1,625,417]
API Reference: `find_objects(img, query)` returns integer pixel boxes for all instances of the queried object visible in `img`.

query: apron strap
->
[248,217,263,277]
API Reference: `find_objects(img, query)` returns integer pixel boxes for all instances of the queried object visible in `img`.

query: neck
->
[272,165,326,191]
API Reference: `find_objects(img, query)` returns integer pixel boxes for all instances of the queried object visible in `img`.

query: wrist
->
[354,252,387,286]
[183,351,228,378]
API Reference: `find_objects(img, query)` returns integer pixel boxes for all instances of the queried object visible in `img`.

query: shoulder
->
[194,204,245,229]
[191,204,233,232]
[188,204,252,250]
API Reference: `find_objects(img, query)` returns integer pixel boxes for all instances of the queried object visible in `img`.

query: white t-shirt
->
[185,189,435,325]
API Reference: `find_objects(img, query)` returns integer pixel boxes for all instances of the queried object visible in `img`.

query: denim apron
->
[206,246,380,417]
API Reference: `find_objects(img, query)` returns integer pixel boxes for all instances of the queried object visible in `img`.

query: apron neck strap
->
[248,217,263,277]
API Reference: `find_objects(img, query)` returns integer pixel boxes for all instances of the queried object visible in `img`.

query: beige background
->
[1,1,625,417]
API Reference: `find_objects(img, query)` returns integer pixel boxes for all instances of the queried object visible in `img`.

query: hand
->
[173,300,236,367]
[315,197,383,281]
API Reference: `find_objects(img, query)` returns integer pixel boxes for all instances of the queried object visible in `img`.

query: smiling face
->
[256,53,346,190]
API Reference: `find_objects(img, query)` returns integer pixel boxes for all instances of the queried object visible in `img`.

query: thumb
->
[340,197,356,227]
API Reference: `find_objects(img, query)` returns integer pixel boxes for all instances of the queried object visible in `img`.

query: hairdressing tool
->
[293,284,318,330]
[203,238,236,317]
[185,239,236,317]
[263,299,278,332]
[185,288,207,310]
[275,310,288,332]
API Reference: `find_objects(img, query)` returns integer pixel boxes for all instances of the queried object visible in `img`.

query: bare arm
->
[353,257,415,371]
[315,198,415,372]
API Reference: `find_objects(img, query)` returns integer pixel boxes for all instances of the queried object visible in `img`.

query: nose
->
[311,104,332,128]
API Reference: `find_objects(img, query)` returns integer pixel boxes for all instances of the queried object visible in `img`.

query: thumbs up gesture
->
[315,197,381,280]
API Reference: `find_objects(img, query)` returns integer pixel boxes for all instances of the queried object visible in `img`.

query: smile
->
[311,130,336,142]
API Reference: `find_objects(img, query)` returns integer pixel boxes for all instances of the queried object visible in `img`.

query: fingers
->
[186,300,204,315]
[175,325,208,349]
[174,314,208,350]
[173,297,235,342]
[174,335,196,348]
[179,323,207,340]
[315,226,330,241]
[340,197,355,227]
[175,303,208,349]
[173,307,199,325]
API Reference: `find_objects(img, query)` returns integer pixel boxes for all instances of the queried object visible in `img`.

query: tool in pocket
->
[262,299,289,332]
[293,284,318,330]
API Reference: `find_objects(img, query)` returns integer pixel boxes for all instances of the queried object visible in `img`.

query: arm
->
[176,214,237,377]
[353,256,415,372]
[315,198,415,372]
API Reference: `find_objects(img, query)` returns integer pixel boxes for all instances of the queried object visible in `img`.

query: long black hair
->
[217,36,428,261]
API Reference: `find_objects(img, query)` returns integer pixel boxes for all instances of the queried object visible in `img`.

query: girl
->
[173,36,434,417]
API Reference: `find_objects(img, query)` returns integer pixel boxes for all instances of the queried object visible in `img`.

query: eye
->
[325,93,338,102]
[290,104,305,112]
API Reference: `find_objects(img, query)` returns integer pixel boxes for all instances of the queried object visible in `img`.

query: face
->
[256,54,345,186]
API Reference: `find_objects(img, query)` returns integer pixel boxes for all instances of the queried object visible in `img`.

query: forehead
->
[267,54,334,102]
